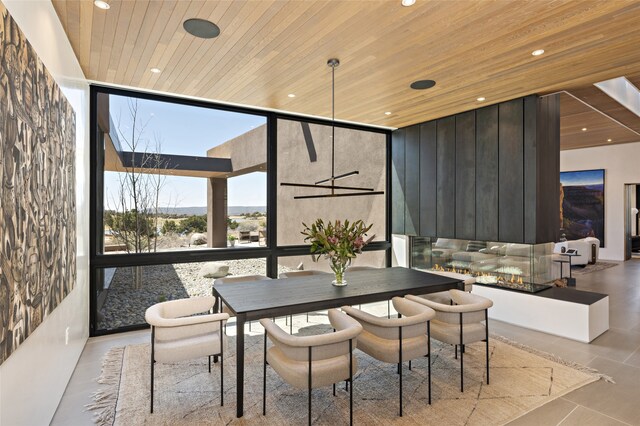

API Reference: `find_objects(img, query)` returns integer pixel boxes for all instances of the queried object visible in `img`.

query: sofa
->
[554,237,600,266]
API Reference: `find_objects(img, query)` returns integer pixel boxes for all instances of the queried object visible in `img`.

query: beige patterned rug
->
[88,322,611,426]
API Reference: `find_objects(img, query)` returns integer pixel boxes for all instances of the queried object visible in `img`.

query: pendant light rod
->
[280,181,373,191]
[328,58,339,182]
[315,170,359,185]
[294,191,385,200]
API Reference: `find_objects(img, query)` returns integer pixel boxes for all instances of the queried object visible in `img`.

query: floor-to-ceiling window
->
[90,86,390,335]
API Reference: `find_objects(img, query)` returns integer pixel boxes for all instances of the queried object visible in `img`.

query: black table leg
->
[213,294,221,363]
[236,313,246,418]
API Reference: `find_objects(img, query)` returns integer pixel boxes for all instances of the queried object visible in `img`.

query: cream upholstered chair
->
[342,297,436,416]
[280,270,331,326]
[145,296,228,413]
[260,309,362,425]
[213,275,272,331]
[406,290,493,392]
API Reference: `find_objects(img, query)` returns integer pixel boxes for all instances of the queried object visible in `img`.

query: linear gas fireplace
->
[410,237,556,293]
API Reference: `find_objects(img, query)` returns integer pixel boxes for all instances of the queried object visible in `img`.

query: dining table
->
[211,266,463,418]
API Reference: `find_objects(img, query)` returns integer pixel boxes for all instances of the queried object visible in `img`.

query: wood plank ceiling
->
[53,0,640,144]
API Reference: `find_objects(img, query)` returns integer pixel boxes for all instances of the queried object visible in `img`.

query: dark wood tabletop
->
[213,266,464,320]
[212,266,463,418]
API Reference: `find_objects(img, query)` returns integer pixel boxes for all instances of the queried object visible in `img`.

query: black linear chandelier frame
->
[280,58,384,199]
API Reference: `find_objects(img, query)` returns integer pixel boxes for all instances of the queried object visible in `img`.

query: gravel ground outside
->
[98,259,294,331]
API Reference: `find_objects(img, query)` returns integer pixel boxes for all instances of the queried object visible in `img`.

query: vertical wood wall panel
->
[523,95,538,243]
[498,99,524,242]
[536,94,560,243]
[419,121,437,237]
[455,111,476,240]
[391,128,405,234]
[404,125,420,235]
[391,95,560,244]
[437,116,456,238]
[476,105,499,241]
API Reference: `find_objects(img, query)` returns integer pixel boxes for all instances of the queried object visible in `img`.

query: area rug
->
[571,261,618,276]
[88,325,611,426]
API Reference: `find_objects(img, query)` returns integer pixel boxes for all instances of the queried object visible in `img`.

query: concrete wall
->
[0,1,90,424]
[561,141,640,261]
[277,119,387,246]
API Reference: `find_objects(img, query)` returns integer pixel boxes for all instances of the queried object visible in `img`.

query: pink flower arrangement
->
[301,219,375,283]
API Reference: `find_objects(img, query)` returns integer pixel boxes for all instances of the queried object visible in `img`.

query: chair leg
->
[399,324,403,417]
[150,326,155,414]
[308,346,312,426]
[290,318,293,335]
[220,321,224,407]
[485,309,490,385]
[263,330,267,415]
[349,338,353,426]
[409,360,412,371]
[455,344,458,359]
[208,356,211,373]
[333,383,336,396]
[460,312,464,392]
[387,300,391,319]
[306,312,309,322]
[427,321,432,405]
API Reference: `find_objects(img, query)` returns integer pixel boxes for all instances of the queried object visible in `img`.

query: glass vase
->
[331,260,348,286]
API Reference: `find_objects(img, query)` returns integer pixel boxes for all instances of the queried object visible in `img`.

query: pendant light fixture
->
[280,58,385,200]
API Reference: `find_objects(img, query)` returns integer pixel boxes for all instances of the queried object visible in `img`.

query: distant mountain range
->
[157,206,266,216]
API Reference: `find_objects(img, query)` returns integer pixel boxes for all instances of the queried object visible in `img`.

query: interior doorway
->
[624,184,640,260]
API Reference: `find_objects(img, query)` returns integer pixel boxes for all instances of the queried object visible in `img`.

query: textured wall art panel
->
[0,2,76,365]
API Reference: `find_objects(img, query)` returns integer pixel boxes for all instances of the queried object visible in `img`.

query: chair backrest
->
[408,290,492,325]
[260,309,361,362]
[147,295,216,321]
[280,270,330,278]
[343,297,434,340]
[214,275,271,285]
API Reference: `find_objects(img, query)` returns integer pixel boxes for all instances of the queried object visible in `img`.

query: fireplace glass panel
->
[410,237,556,292]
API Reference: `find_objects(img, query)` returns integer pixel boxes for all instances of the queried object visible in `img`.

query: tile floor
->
[52,260,640,425]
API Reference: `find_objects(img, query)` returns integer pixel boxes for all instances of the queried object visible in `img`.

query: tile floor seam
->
[588,354,640,371]
[556,405,579,425]
[575,403,634,426]
[621,346,639,365]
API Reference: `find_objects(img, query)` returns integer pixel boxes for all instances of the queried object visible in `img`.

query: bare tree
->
[106,99,170,287]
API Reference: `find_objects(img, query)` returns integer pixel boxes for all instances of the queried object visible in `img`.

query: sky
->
[104,95,267,208]
[560,169,605,187]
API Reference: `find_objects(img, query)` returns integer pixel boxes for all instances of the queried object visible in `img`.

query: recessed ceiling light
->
[384,111,392,115]
[582,127,587,131]
[410,79,436,90]
[531,49,545,56]
[183,18,220,39]
[477,97,486,102]
[607,138,612,142]
[150,67,161,74]
[288,93,296,98]
[94,0,110,10]
[401,0,416,6]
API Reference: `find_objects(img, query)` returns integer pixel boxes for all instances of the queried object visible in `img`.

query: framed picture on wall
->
[560,169,605,247]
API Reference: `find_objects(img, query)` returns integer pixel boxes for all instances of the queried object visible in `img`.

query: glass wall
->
[98,92,267,254]
[277,119,387,246]
[90,87,390,335]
